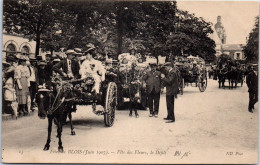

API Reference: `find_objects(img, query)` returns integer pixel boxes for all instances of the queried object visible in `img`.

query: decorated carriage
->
[175,57,207,93]
[36,69,118,152]
[41,71,118,127]
[116,53,149,109]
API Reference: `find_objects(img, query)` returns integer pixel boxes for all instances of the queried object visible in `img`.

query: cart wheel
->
[198,76,207,92]
[104,82,117,127]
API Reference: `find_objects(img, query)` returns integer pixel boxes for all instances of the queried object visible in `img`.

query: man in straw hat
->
[143,59,161,118]
[80,43,106,94]
[53,49,80,79]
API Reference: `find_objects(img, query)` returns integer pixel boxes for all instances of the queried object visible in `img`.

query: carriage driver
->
[79,44,106,94]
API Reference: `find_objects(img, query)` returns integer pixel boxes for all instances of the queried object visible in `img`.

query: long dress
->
[14,65,30,104]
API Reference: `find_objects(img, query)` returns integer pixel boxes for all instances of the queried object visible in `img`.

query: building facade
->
[222,44,245,60]
[210,16,246,61]
[2,33,36,60]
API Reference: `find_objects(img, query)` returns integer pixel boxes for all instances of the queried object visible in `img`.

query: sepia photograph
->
[1,0,259,164]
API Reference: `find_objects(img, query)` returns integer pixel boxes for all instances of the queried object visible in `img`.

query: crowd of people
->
[2,43,181,123]
[2,43,258,122]
[2,43,106,117]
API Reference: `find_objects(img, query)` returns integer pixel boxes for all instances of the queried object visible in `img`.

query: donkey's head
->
[36,89,53,119]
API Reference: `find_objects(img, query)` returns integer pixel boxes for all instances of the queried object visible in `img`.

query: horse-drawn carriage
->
[175,57,207,93]
[37,70,117,152]
[213,54,244,89]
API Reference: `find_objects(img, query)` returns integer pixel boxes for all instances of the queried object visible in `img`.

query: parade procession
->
[1,0,259,164]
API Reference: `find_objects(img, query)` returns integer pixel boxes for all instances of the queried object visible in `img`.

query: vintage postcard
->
[1,0,259,164]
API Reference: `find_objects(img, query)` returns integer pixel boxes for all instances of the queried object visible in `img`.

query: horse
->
[36,82,75,152]
[227,66,238,89]
[217,67,228,88]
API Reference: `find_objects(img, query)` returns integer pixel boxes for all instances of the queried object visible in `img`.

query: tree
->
[243,17,259,63]
[3,0,61,55]
[3,0,215,62]
[167,9,216,62]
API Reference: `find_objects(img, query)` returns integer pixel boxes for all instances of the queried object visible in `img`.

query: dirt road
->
[2,79,258,163]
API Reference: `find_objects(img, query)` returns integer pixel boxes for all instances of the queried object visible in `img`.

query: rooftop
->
[222,44,245,51]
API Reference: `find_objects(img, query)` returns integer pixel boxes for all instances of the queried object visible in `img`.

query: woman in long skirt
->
[14,55,30,116]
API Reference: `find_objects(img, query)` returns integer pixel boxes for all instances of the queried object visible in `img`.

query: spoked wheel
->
[198,75,207,92]
[104,82,117,127]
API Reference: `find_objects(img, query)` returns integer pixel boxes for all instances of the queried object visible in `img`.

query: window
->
[21,46,30,56]
[6,44,16,56]
[236,53,240,60]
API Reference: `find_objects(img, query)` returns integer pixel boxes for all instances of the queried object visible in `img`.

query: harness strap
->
[51,88,61,110]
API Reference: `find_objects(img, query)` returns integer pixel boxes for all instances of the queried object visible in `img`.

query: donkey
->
[36,83,76,152]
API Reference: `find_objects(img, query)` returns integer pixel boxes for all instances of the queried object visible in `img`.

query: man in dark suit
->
[53,49,80,112]
[143,62,161,117]
[161,61,179,123]
[246,65,258,113]
[53,49,80,79]
[44,52,54,88]
[28,57,39,110]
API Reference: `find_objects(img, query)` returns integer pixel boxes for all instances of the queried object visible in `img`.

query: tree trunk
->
[35,32,41,56]
[116,3,123,59]
[68,11,87,49]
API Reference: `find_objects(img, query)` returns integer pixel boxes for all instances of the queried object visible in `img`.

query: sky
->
[177,1,259,44]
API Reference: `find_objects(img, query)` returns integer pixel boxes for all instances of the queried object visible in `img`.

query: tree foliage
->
[243,17,259,63]
[3,0,216,62]
[3,0,62,55]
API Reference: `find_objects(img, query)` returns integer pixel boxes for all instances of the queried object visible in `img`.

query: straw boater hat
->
[73,50,82,56]
[65,49,75,55]
[74,48,82,53]
[76,52,83,56]
[84,43,96,54]
[53,58,61,62]
[17,55,29,61]
[29,56,37,61]
[39,61,47,66]
[163,62,172,67]
[2,60,10,67]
